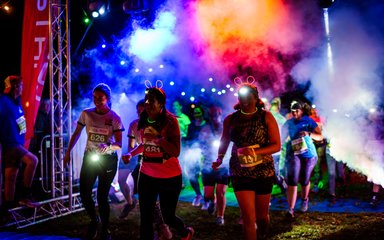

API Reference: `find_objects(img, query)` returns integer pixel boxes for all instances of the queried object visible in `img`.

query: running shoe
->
[216,216,225,226]
[285,208,294,219]
[191,195,203,207]
[201,201,210,210]
[207,201,216,216]
[119,198,137,219]
[181,227,194,240]
[300,198,309,212]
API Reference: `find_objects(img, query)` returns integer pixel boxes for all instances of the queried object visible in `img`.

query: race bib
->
[89,127,109,143]
[237,144,263,168]
[291,137,308,155]
[16,116,27,135]
[143,142,164,163]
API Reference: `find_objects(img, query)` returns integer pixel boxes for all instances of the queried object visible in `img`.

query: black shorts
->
[231,176,274,195]
[3,145,29,168]
[202,168,229,186]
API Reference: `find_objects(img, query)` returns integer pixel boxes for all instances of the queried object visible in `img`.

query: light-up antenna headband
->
[144,80,164,89]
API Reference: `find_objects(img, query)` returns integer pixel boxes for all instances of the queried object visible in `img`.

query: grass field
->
[15,173,384,240]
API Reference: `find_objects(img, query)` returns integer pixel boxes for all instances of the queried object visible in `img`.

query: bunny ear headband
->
[233,76,256,87]
[144,80,164,89]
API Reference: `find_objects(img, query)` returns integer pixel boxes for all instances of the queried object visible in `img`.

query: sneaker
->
[207,201,216,216]
[159,223,172,240]
[181,226,194,240]
[300,198,309,212]
[285,208,294,219]
[370,197,379,208]
[86,219,99,240]
[119,199,137,219]
[19,198,41,208]
[100,228,112,240]
[201,201,210,210]
[192,195,202,207]
[216,216,225,226]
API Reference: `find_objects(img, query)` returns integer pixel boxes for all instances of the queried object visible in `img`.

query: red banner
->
[21,0,50,148]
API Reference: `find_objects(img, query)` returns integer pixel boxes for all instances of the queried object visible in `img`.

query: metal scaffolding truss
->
[49,0,72,202]
[2,0,80,229]
[5,193,84,229]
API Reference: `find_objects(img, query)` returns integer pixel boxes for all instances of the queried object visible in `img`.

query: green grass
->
[18,201,384,240]
[14,171,384,239]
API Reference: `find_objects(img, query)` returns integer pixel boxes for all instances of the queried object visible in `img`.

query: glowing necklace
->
[240,109,257,115]
[147,118,156,123]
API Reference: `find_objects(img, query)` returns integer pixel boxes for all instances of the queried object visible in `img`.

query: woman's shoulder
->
[82,108,95,114]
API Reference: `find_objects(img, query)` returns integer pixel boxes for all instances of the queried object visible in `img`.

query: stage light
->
[84,17,90,24]
[226,84,231,88]
[148,68,153,72]
[190,96,195,102]
[181,92,186,96]
[88,0,109,18]
[229,87,234,92]
[211,88,216,92]
[209,77,213,82]
[170,81,174,86]
[101,44,106,48]
[217,92,222,95]
[134,68,140,72]
[221,90,226,94]
[159,64,164,68]
[120,60,125,65]
[201,88,205,92]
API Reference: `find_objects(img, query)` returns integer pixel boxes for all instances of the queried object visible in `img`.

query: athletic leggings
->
[138,173,189,240]
[286,154,317,186]
[80,151,117,229]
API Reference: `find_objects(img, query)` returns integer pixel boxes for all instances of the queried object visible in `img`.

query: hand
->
[98,143,110,154]
[144,126,160,139]
[122,153,132,164]
[212,159,223,170]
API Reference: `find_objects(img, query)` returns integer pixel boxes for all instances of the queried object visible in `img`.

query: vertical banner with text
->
[21,0,49,148]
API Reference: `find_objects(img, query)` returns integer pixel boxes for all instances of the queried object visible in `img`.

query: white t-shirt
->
[78,108,124,153]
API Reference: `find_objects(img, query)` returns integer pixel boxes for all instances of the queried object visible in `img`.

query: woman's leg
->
[97,156,117,230]
[158,175,191,237]
[138,173,159,240]
[255,193,272,239]
[216,184,227,218]
[235,191,256,240]
[79,154,99,222]
[286,155,300,213]
[118,168,132,204]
